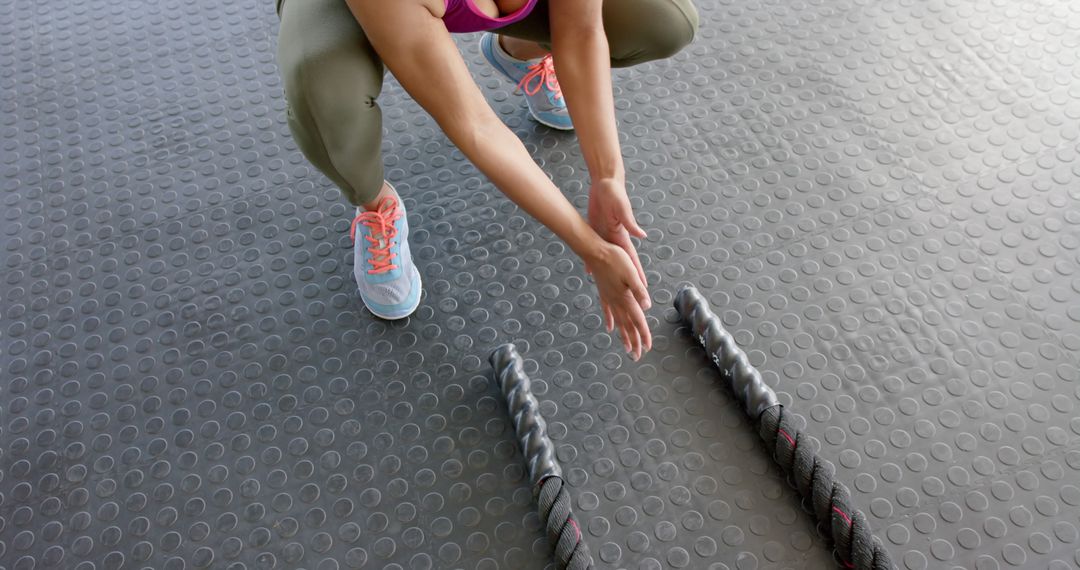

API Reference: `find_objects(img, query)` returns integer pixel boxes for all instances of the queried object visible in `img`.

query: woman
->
[276,0,698,360]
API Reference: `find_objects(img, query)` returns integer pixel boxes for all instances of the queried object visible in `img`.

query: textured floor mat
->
[2,0,1080,569]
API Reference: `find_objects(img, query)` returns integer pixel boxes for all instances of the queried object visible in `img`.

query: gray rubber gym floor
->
[3,0,1080,568]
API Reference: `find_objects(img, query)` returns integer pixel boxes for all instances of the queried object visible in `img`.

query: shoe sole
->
[363,269,423,321]
[481,34,574,132]
[532,114,575,131]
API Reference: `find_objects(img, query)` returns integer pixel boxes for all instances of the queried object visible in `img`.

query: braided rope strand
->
[675,286,894,570]
[490,344,594,570]
[539,476,593,570]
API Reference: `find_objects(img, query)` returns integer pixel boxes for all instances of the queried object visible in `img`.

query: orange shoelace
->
[350,196,402,275]
[517,54,563,101]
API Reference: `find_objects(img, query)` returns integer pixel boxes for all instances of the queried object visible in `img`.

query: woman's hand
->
[587,178,648,287]
[585,241,652,361]
[585,178,652,359]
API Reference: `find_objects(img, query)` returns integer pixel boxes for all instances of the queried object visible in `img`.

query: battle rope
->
[490,344,594,570]
[675,286,894,570]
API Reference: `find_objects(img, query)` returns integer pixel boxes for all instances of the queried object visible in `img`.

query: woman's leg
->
[276,0,388,207]
[603,0,698,66]
[495,0,699,68]
[277,0,421,321]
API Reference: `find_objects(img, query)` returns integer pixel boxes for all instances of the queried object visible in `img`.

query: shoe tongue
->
[368,223,393,264]
[364,198,398,266]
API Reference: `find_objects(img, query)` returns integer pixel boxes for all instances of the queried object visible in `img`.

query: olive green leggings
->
[276,0,699,206]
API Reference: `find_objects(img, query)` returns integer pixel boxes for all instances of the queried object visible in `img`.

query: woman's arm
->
[345,0,598,258]
[547,0,653,351]
[345,0,652,358]
[547,0,623,183]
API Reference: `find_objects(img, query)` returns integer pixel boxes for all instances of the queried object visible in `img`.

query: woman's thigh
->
[493,0,698,67]
[276,0,389,203]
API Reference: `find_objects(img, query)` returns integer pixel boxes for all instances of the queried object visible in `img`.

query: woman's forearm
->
[453,118,608,262]
[550,25,624,183]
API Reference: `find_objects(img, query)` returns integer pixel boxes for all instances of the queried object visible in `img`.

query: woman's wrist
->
[590,175,627,198]
[563,215,610,265]
[590,169,626,187]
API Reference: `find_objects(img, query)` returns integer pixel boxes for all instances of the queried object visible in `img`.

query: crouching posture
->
[276,0,697,359]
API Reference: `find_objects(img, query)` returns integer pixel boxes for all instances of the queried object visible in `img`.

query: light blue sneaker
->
[350,184,422,320]
[480,32,573,131]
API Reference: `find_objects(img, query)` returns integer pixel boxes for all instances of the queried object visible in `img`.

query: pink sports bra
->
[442,0,538,33]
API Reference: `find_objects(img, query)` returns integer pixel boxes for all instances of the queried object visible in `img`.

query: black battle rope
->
[675,286,894,570]
[490,344,594,570]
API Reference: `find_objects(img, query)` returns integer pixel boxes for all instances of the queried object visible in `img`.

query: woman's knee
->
[608,0,699,67]
[277,0,383,113]
[276,27,386,205]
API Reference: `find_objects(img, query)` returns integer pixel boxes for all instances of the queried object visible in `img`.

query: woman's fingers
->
[593,246,653,359]
[617,196,648,239]
[614,297,648,360]
[622,319,641,360]
[629,299,652,352]
[614,310,633,356]
[618,297,646,356]
[626,241,648,291]
[631,277,651,311]
[622,323,635,354]
[602,301,615,332]
[618,320,632,354]
[611,229,648,290]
